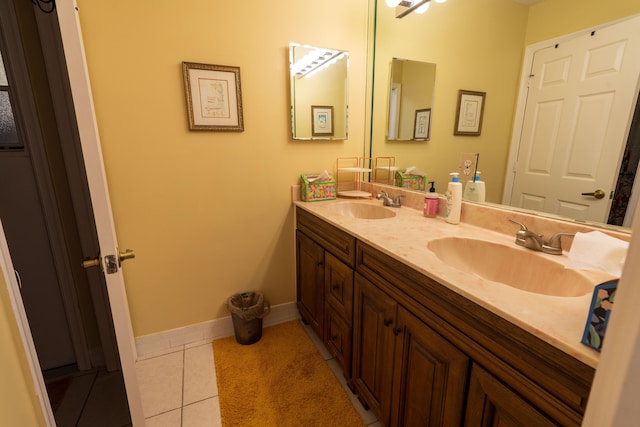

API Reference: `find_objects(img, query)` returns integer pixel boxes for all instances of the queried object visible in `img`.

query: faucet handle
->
[508,219,528,231]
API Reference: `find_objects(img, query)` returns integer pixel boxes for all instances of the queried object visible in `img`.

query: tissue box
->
[581,280,617,352]
[300,174,336,202]
[394,171,426,191]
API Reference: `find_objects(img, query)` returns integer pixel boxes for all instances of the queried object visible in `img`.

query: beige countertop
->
[294,197,613,369]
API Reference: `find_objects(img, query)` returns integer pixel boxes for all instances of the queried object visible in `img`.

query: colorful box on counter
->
[394,171,426,191]
[300,174,336,202]
[581,280,617,352]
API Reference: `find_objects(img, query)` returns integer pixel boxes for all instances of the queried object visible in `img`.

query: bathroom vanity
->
[294,197,610,426]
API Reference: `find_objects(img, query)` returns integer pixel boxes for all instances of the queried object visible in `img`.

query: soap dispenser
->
[445,173,462,224]
[463,171,486,203]
[423,181,439,218]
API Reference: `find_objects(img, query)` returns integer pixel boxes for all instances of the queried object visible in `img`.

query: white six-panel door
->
[56,1,144,425]
[510,16,640,223]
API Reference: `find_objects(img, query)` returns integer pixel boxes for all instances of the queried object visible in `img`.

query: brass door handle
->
[581,189,605,199]
[82,257,101,269]
[82,249,136,270]
[118,249,136,265]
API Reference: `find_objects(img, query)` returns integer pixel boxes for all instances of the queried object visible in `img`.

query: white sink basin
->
[427,237,594,297]
[324,202,397,219]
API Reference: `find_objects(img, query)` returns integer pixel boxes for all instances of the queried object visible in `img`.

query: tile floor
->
[136,320,382,426]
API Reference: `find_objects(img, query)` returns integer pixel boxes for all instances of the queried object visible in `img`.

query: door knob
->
[581,189,605,199]
[82,249,136,270]
[82,257,101,269]
[118,249,136,265]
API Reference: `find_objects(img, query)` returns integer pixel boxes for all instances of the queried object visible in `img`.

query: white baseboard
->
[135,301,300,359]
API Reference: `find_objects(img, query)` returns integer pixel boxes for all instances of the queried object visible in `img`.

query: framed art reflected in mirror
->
[311,105,334,137]
[454,90,485,136]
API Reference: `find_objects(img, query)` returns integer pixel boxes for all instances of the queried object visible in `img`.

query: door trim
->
[0,221,56,426]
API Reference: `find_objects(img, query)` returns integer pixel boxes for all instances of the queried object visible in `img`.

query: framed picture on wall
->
[182,62,244,131]
[413,108,431,140]
[311,105,334,136]
[454,90,486,136]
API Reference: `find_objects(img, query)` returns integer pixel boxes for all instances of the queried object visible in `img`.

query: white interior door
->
[56,1,144,425]
[510,16,640,223]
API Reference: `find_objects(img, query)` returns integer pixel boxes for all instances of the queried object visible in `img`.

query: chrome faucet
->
[508,219,574,255]
[376,190,403,208]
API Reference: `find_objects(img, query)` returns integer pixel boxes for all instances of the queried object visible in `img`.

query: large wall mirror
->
[367,0,640,232]
[387,58,436,141]
[289,43,349,140]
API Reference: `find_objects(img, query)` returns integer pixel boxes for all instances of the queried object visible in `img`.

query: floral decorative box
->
[394,171,426,191]
[300,174,336,202]
[581,280,617,352]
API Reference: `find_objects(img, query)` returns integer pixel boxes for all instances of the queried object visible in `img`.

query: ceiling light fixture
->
[391,0,447,19]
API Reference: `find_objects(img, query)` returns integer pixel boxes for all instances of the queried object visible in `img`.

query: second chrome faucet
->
[509,219,574,255]
[376,190,403,208]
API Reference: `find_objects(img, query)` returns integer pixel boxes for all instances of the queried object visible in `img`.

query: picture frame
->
[454,90,486,136]
[311,105,334,137]
[182,62,244,131]
[413,108,431,140]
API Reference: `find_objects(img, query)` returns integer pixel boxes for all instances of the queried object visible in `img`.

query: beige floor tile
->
[184,343,217,405]
[144,408,182,427]
[136,351,184,418]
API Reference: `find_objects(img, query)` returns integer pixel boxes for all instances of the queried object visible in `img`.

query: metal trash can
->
[226,292,271,345]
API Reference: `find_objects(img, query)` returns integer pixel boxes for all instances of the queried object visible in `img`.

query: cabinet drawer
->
[325,252,354,320]
[296,207,356,268]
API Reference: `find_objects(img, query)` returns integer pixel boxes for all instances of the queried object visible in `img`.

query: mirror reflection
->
[368,0,640,231]
[289,43,349,140]
[387,58,436,141]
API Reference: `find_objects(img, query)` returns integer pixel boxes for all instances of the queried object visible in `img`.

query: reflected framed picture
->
[311,105,334,137]
[182,62,244,131]
[454,90,486,136]
[413,108,431,140]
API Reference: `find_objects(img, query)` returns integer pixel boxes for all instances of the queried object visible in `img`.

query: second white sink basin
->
[427,237,594,297]
[324,202,397,219]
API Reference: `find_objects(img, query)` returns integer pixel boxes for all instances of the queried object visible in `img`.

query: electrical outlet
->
[459,153,479,183]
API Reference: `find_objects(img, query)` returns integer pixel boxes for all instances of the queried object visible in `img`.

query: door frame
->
[0,0,92,371]
[0,221,56,425]
[502,14,640,222]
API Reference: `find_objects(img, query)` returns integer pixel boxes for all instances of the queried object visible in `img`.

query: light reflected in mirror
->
[387,58,436,141]
[289,43,349,140]
[367,0,640,232]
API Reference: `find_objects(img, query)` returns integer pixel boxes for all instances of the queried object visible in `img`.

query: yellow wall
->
[370,0,529,202]
[76,0,369,336]
[0,266,46,426]
[526,0,640,44]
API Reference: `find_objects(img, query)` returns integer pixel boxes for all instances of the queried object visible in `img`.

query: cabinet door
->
[325,251,354,320]
[296,230,324,338]
[391,306,470,427]
[464,364,557,427]
[325,304,352,382]
[352,274,397,426]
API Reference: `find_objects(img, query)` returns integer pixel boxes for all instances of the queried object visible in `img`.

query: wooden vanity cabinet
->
[464,364,557,426]
[296,230,325,338]
[296,207,356,381]
[353,273,470,427]
[355,240,594,427]
[295,208,594,426]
